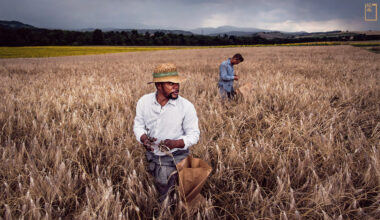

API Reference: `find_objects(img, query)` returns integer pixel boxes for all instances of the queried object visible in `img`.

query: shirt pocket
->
[144,109,160,131]
[163,109,184,136]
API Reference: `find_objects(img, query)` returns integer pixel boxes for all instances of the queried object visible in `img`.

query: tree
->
[92,29,104,45]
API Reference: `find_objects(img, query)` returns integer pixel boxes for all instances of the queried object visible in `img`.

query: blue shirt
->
[218,58,235,92]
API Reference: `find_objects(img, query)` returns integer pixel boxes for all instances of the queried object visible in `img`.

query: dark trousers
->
[145,150,189,203]
[227,89,236,99]
[219,86,236,100]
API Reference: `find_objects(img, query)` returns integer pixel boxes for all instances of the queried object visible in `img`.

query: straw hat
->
[148,63,186,84]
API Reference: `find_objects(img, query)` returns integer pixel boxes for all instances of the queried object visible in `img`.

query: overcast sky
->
[1,0,379,32]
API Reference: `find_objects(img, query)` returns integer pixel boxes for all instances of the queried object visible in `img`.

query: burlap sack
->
[176,156,212,208]
[236,82,254,99]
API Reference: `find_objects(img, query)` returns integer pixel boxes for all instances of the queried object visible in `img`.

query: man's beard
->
[164,91,179,100]
[169,92,179,100]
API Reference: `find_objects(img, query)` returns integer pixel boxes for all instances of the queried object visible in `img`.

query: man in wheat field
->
[133,63,200,204]
[218,53,244,100]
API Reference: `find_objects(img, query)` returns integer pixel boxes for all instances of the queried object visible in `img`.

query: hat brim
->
[148,75,186,84]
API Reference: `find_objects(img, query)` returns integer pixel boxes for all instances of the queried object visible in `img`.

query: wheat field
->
[0,46,379,219]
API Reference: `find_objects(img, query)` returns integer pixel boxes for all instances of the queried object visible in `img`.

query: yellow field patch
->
[0,46,184,58]
[1,42,379,58]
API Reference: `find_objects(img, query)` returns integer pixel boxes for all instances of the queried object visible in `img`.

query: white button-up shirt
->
[133,92,200,156]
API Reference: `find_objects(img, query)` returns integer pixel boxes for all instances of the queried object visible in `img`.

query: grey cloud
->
[0,0,378,31]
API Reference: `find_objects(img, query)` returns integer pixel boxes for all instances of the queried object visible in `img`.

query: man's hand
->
[163,139,185,150]
[234,75,239,80]
[140,134,157,151]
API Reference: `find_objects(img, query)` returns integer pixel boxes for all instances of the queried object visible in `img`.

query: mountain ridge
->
[1,20,368,40]
[0,20,36,29]
[191,25,270,35]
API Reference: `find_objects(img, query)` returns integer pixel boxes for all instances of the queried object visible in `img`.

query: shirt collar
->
[152,92,177,106]
[227,58,232,66]
[168,98,177,106]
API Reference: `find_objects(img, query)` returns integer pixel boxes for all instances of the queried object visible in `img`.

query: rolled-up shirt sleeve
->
[180,103,200,150]
[219,63,234,81]
[133,99,147,143]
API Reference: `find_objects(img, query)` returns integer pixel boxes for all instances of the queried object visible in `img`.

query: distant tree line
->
[0,27,379,46]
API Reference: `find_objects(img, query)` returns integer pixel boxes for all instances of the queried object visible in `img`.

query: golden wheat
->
[0,46,379,219]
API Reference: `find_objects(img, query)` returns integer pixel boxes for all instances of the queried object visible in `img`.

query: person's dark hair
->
[232,53,244,62]
[155,82,162,89]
